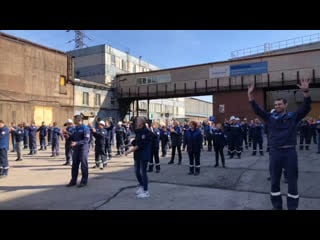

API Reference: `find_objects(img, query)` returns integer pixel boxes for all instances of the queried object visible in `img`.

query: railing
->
[231,33,320,59]
[116,67,320,100]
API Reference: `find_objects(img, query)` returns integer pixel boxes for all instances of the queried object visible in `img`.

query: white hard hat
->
[67,119,73,123]
[118,121,122,125]
[230,116,235,121]
[235,117,240,121]
[98,120,105,126]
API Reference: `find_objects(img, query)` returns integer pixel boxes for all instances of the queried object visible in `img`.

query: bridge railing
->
[116,66,320,100]
[231,33,320,59]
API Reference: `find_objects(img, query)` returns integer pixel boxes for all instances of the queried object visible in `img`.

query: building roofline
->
[0,32,67,56]
[116,45,320,77]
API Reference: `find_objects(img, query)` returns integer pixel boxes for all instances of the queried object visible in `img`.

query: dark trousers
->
[253,137,263,155]
[116,139,124,154]
[95,145,107,167]
[206,136,213,151]
[171,145,182,162]
[188,151,200,174]
[248,135,252,147]
[70,146,89,185]
[105,143,112,159]
[48,133,52,146]
[11,135,16,152]
[229,137,241,157]
[149,147,160,171]
[23,135,29,148]
[269,147,299,210]
[0,148,9,175]
[299,134,311,149]
[29,136,37,154]
[134,158,148,191]
[161,141,168,156]
[214,145,225,166]
[242,133,248,149]
[318,135,320,152]
[39,136,47,149]
[65,142,73,163]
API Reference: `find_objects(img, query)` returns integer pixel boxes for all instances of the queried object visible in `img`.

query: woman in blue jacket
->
[183,121,203,175]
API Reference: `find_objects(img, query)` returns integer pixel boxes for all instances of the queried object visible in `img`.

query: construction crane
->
[66,30,92,49]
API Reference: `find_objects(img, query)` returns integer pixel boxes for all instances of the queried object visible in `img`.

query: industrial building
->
[0,32,74,126]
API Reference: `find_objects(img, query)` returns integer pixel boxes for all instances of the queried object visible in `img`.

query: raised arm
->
[296,79,312,122]
[248,83,269,121]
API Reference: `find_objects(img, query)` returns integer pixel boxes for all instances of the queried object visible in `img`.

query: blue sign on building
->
[230,61,268,76]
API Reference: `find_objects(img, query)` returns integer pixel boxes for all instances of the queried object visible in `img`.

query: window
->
[95,94,101,106]
[111,55,116,65]
[59,75,67,94]
[83,92,89,105]
[121,59,127,71]
[60,76,66,86]
[136,74,171,85]
[133,64,136,73]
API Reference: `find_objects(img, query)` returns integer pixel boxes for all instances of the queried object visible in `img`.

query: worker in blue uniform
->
[66,115,90,188]
[62,119,74,165]
[12,123,24,161]
[168,120,182,165]
[0,120,10,177]
[160,125,170,157]
[229,117,242,159]
[184,121,203,175]
[51,122,63,157]
[298,119,311,150]
[148,122,161,173]
[37,121,48,150]
[248,79,311,210]
[23,122,29,149]
[92,120,108,170]
[28,121,38,155]
[252,118,264,156]
[125,116,152,198]
[213,123,227,168]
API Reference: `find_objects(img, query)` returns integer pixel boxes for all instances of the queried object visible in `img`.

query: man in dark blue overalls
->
[0,120,10,177]
[248,79,311,210]
[28,121,38,155]
[66,115,90,188]
[92,121,108,170]
[37,121,48,150]
[51,122,63,157]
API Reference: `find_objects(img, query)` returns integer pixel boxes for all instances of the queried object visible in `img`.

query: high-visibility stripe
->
[195,165,200,168]
[253,150,257,152]
[270,192,281,196]
[189,165,195,167]
[0,166,3,169]
[236,151,241,153]
[149,163,154,165]
[3,167,9,169]
[155,163,160,166]
[287,193,299,199]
